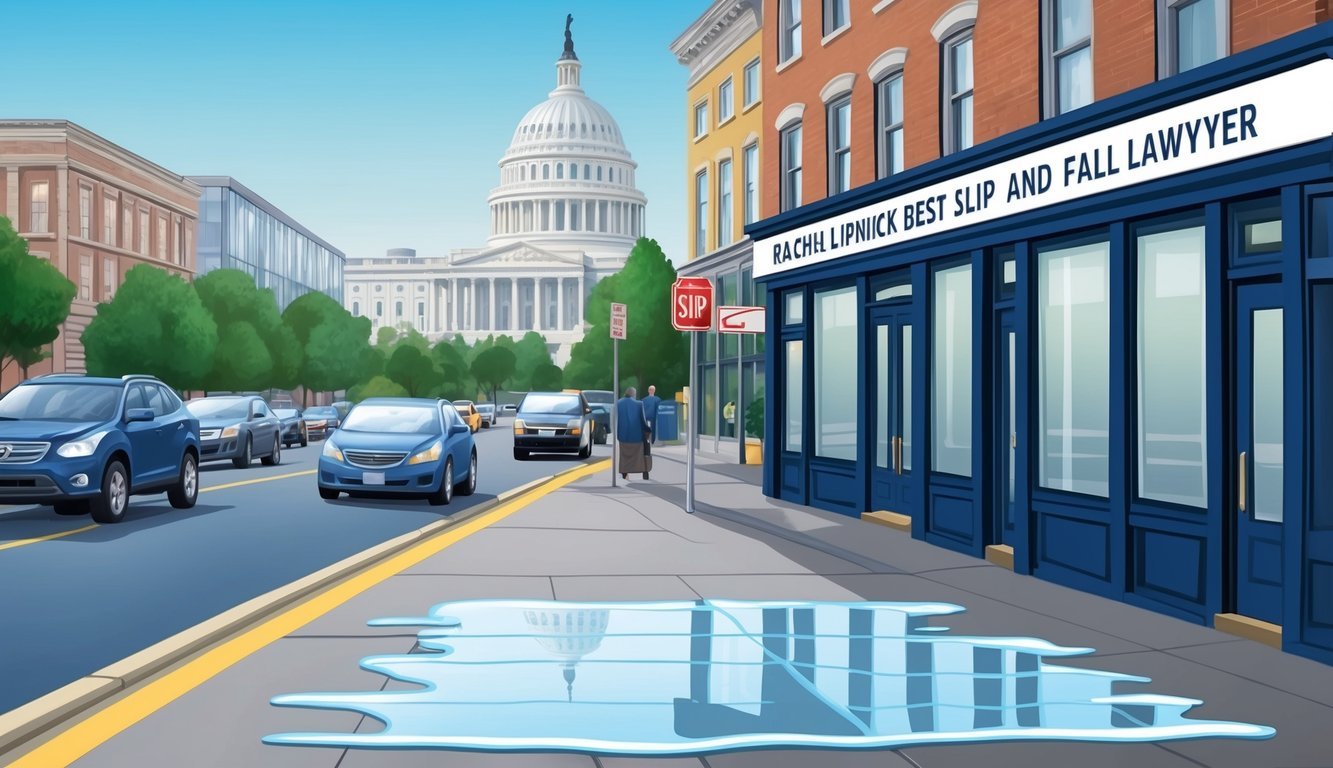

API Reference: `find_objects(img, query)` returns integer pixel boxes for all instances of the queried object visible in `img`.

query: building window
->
[783,289,804,325]
[156,218,167,260]
[942,29,974,155]
[102,257,117,300]
[823,0,848,36]
[138,210,149,255]
[571,164,578,180]
[718,77,735,123]
[876,72,904,178]
[173,220,181,264]
[1038,239,1110,496]
[784,339,804,452]
[742,144,759,225]
[103,197,116,245]
[743,58,760,107]
[933,263,973,476]
[556,164,564,180]
[543,165,550,180]
[121,205,132,249]
[1158,0,1226,77]
[417,301,425,319]
[375,300,383,317]
[352,301,360,315]
[827,97,851,195]
[79,187,92,239]
[815,285,857,460]
[717,159,734,248]
[780,122,803,212]
[79,254,93,301]
[779,0,802,63]
[28,182,48,233]
[1045,0,1093,116]
[597,166,603,181]
[1137,223,1208,507]
[694,101,709,138]
[395,300,403,318]
[694,169,709,257]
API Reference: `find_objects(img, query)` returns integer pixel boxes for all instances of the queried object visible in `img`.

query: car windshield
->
[273,409,299,418]
[0,383,121,422]
[341,405,439,434]
[186,399,250,420]
[477,404,494,413]
[305,407,337,418]
[519,394,582,416]
[582,391,614,405]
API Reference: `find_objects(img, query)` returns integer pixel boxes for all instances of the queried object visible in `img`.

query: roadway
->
[0,417,607,715]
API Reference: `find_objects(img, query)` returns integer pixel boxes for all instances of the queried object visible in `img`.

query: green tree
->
[470,346,516,404]
[0,216,76,378]
[431,340,469,393]
[564,237,687,395]
[283,292,372,404]
[211,322,272,391]
[375,326,399,349]
[509,331,552,390]
[530,362,563,392]
[385,345,443,397]
[347,375,408,402]
[193,269,294,391]
[83,264,218,388]
[745,395,764,439]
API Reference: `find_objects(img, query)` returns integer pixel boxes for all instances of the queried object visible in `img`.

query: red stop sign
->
[672,276,714,332]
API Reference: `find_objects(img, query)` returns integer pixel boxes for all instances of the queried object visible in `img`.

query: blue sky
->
[9,0,711,264]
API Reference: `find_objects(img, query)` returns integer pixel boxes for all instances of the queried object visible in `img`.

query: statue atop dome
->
[561,13,578,60]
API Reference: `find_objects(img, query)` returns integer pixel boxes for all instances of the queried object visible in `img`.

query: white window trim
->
[742,58,762,109]
[693,100,710,141]
[718,75,736,124]
[875,70,906,179]
[774,102,806,132]
[819,72,856,104]
[1156,0,1230,78]
[868,47,909,81]
[872,0,902,13]
[826,96,853,195]
[776,53,803,74]
[931,0,979,42]
[940,27,976,156]
[822,23,852,47]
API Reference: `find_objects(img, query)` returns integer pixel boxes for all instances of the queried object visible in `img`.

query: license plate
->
[362,472,385,486]
[539,429,555,436]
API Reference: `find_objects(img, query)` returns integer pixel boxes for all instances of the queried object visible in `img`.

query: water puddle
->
[264,599,1274,755]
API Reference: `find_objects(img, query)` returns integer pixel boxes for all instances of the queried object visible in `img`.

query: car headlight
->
[513,418,526,435]
[220,423,241,439]
[56,430,110,458]
[322,440,344,462]
[567,418,582,436]
[407,440,442,465]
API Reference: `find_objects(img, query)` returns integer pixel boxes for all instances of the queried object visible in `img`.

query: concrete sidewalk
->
[16,451,1333,768]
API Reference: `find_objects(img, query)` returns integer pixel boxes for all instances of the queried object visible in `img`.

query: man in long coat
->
[642,385,662,445]
[616,386,651,480]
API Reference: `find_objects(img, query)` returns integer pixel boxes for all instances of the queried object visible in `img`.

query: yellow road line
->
[0,524,99,552]
[200,469,316,493]
[11,459,609,768]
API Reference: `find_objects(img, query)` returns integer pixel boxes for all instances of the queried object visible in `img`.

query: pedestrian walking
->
[642,385,662,444]
[616,386,651,480]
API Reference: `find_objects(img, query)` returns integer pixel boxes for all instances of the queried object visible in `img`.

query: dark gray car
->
[186,395,283,469]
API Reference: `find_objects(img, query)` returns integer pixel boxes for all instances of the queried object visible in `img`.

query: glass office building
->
[192,176,344,309]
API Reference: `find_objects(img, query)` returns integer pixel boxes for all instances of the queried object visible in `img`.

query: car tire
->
[262,437,282,466]
[513,447,529,461]
[54,501,88,516]
[300,430,308,448]
[167,453,199,509]
[457,450,478,496]
[232,436,252,469]
[578,436,592,459]
[429,457,454,506]
[89,460,129,524]
[318,486,340,500]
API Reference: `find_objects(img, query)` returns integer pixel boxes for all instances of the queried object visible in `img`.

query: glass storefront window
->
[1231,197,1282,257]
[784,340,803,452]
[744,362,765,438]
[700,365,717,437]
[1137,224,1207,508]
[933,263,973,476]
[815,286,858,461]
[721,364,739,439]
[1038,239,1110,496]
[722,273,739,358]
[784,290,804,325]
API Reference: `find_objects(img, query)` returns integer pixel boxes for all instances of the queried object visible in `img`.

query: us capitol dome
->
[342,15,648,367]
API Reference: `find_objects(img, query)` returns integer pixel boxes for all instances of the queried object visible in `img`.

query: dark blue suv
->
[0,374,201,523]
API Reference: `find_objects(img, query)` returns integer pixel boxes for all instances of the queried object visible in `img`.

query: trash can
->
[655,401,679,442]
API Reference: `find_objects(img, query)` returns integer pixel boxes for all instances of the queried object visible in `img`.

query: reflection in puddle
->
[264,600,1274,754]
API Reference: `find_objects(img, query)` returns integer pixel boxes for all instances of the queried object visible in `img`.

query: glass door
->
[994,309,1016,547]
[869,304,913,516]
[1233,281,1284,624]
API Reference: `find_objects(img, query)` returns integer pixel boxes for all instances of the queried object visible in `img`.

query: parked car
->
[512,391,593,460]
[0,374,200,523]
[476,403,496,428]
[186,395,283,469]
[452,400,482,433]
[317,398,477,506]
[579,390,615,445]
[330,401,353,421]
[501,404,517,415]
[303,406,342,440]
[273,408,308,448]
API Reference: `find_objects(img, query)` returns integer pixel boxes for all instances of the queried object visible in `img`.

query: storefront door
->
[994,309,1017,547]
[1233,281,1284,625]
[869,304,913,516]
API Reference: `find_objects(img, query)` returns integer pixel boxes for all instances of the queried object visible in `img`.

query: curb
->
[0,458,605,757]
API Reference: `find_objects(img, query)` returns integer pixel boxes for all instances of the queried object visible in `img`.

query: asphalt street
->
[0,416,606,715]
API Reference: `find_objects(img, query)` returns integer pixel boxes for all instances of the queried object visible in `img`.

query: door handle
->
[1238,451,1247,514]
[1011,433,1016,449]
[894,436,903,476]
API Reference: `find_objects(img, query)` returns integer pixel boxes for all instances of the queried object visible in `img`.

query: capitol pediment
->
[452,242,583,270]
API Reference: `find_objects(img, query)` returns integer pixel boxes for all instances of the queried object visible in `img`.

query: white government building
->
[344,25,647,367]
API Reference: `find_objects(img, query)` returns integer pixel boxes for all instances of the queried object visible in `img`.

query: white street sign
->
[610,302,627,340]
[717,305,765,334]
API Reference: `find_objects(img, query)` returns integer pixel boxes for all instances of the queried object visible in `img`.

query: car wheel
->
[429,457,454,506]
[318,486,340,500]
[457,451,478,496]
[90,460,129,524]
[167,453,199,509]
[262,436,282,466]
[300,429,308,448]
[513,447,529,461]
[54,501,88,516]
[578,434,592,459]
[232,436,252,469]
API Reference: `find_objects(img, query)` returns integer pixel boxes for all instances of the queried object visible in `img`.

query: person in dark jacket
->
[642,385,662,444]
[616,387,651,480]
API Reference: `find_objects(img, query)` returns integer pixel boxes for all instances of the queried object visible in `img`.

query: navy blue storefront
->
[750,24,1333,665]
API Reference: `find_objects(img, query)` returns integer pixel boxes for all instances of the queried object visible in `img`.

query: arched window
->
[520,165,526,181]
[556,164,564,179]
[571,164,578,180]
[530,163,537,179]
[543,164,550,180]
[375,301,383,316]
[584,164,590,179]
[352,301,360,315]
[597,166,603,181]
[395,301,403,317]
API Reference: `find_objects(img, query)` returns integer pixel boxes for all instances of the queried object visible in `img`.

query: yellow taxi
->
[452,400,482,433]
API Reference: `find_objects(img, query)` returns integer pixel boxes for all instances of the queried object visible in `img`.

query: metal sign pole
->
[686,334,696,514]
[611,337,618,488]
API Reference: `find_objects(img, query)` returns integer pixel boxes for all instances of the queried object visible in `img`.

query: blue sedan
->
[316,398,477,506]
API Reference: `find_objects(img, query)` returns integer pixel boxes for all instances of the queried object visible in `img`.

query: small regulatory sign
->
[717,305,765,334]
[672,277,714,332]
[610,302,627,340]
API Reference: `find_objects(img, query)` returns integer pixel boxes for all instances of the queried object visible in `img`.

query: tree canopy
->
[385,345,443,397]
[0,216,76,377]
[282,292,372,402]
[471,346,516,404]
[193,269,296,391]
[530,362,563,392]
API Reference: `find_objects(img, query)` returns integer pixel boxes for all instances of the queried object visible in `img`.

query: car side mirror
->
[125,408,154,422]
[450,423,470,436]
